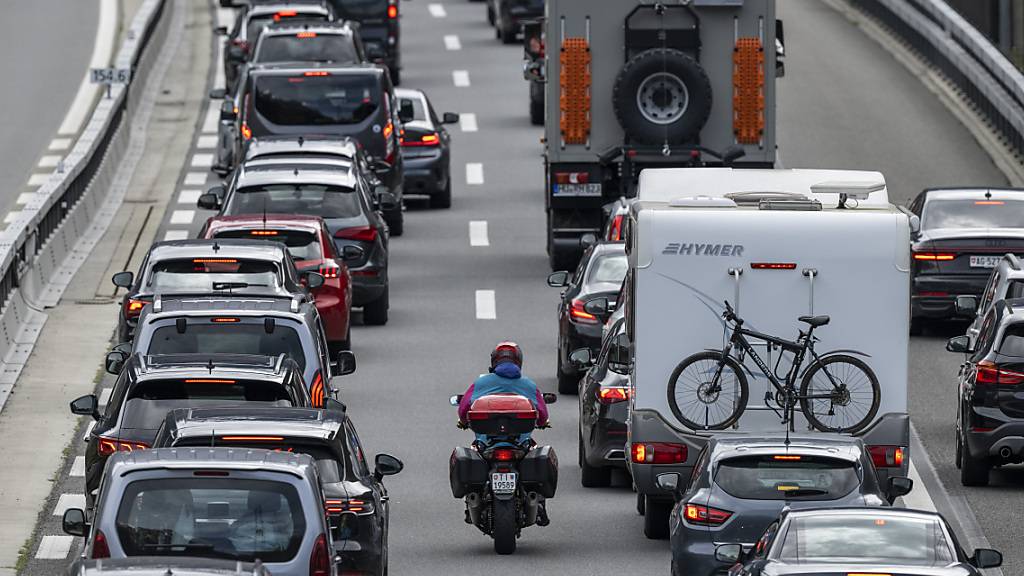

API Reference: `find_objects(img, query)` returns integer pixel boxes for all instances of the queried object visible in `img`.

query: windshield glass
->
[227,185,362,219]
[254,74,380,125]
[923,198,1024,229]
[778,514,955,566]
[147,323,307,371]
[116,478,306,562]
[588,254,628,285]
[256,33,358,64]
[328,0,388,18]
[214,229,323,261]
[714,455,860,500]
[146,259,281,293]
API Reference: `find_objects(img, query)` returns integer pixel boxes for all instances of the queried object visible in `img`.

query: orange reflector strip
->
[250,230,279,236]
[559,38,591,146]
[304,71,330,77]
[184,379,236,384]
[751,262,797,270]
[211,317,239,323]
[773,455,802,460]
[221,436,284,441]
[975,200,1005,205]
[733,37,765,145]
[193,258,238,263]
[296,32,317,38]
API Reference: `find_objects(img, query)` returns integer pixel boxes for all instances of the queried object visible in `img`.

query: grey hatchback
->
[656,435,913,576]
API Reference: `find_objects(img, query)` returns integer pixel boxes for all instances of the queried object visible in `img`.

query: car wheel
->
[959,432,990,486]
[910,315,924,336]
[557,353,578,395]
[500,18,518,44]
[579,432,612,488]
[636,492,645,516]
[530,91,544,126]
[643,497,671,539]
[431,177,452,209]
[389,68,401,87]
[386,209,404,237]
[363,286,389,326]
[487,4,495,25]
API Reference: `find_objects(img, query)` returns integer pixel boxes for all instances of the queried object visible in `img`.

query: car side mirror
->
[398,100,415,123]
[955,295,978,316]
[209,88,227,100]
[655,472,682,501]
[105,351,127,375]
[579,233,598,249]
[62,508,88,537]
[542,393,557,404]
[376,190,398,212]
[449,394,463,406]
[946,335,972,354]
[325,398,347,412]
[214,25,228,36]
[197,192,222,211]
[608,333,631,374]
[442,112,460,125]
[111,271,134,288]
[971,548,1002,569]
[220,99,236,121]
[334,350,356,376]
[715,543,743,564]
[70,394,100,420]
[885,476,913,504]
[546,271,569,288]
[302,271,325,290]
[374,453,404,480]
[568,348,594,370]
[584,297,609,317]
[342,245,364,261]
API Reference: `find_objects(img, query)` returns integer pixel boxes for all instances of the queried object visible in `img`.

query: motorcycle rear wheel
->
[492,499,517,554]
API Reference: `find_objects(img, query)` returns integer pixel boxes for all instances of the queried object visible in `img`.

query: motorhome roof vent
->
[668,195,738,208]
[758,198,823,211]
[810,180,886,200]
[725,191,811,205]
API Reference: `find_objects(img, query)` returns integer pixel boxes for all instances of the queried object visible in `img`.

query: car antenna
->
[213,241,221,253]
[985,189,992,199]
[262,197,267,230]
[297,135,304,147]
[207,358,215,374]
[211,428,216,448]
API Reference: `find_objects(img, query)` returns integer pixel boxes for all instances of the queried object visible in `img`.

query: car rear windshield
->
[214,229,323,261]
[923,198,1024,229]
[228,185,362,219]
[996,323,1024,356]
[714,455,860,500]
[256,33,359,65]
[328,0,388,18]
[254,74,380,125]
[778,514,955,566]
[588,254,628,285]
[177,440,348,480]
[147,323,307,371]
[121,380,295,430]
[116,477,306,562]
[147,258,282,293]
[247,12,328,41]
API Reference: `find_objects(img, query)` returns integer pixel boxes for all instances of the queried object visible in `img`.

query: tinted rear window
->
[714,455,860,500]
[147,323,308,371]
[246,12,328,40]
[328,0,388,18]
[923,198,1024,229]
[214,229,323,261]
[587,254,628,285]
[227,185,362,219]
[256,34,358,64]
[254,74,380,125]
[147,258,281,293]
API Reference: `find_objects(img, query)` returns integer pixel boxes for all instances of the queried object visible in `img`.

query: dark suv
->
[325,0,402,84]
[948,298,1024,485]
[154,406,403,576]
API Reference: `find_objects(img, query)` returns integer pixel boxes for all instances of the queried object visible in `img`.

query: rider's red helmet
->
[490,341,523,370]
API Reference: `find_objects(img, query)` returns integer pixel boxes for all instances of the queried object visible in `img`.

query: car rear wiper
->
[781,488,830,497]
[138,542,221,555]
[212,282,268,291]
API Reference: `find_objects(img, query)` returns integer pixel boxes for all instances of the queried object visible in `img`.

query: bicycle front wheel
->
[799,354,880,433]
[668,351,748,431]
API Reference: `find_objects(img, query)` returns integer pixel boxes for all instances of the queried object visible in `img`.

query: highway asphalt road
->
[17,0,1021,574]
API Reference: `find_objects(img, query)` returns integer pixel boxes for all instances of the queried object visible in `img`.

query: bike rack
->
[802,268,817,314]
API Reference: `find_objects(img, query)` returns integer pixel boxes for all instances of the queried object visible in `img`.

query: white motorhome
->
[622,168,912,538]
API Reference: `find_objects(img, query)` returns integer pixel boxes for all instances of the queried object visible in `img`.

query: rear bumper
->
[670,538,729,576]
[351,275,386,307]
[583,414,628,468]
[965,415,1024,460]
[402,152,447,195]
[911,274,988,319]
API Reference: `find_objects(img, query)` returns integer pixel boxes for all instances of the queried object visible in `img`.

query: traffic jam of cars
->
[47,0,1022,574]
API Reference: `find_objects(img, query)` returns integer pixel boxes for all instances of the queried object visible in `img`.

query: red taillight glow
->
[184,379,236,384]
[569,299,598,323]
[773,455,802,461]
[975,201,1005,205]
[683,503,732,526]
[296,32,317,38]
[335,226,378,242]
[325,498,370,515]
[241,123,252,140]
[912,252,955,261]
[193,258,237,264]
[387,4,398,18]
[554,172,589,185]
[608,214,624,241]
[492,448,516,461]
[631,442,687,464]
[275,10,297,19]
[319,264,340,279]
[125,299,145,318]
[867,445,905,468]
[402,133,440,147]
[304,71,330,77]
[221,436,284,441]
[750,262,797,270]
[250,230,279,236]
[310,533,330,576]
[211,317,239,323]
[92,529,111,559]
[975,361,1024,386]
[382,121,394,139]
[311,371,325,408]
[97,437,150,456]
[597,386,630,404]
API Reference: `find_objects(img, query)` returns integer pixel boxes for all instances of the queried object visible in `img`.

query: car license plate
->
[491,472,517,494]
[554,183,602,197]
[970,255,1000,268]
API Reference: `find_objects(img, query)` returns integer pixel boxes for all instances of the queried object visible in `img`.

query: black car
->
[547,242,628,393]
[488,0,544,44]
[153,406,403,576]
[198,162,393,324]
[395,87,459,209]
[717,507,1002,576]
[109,239,321,342]
[947,299,1024,485]
[69,353,314,507]
[66,557,272,576]
[325,0,402,85]
[250,21,366,67]
[657,435,911,576]
[908,187,1024,333]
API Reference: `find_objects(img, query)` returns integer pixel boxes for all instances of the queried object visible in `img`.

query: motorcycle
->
[448,392,559,554]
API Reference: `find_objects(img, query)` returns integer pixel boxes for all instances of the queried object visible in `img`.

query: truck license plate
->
[491,472,517,494]
[970,255,1000,268]
[554,183,602,197]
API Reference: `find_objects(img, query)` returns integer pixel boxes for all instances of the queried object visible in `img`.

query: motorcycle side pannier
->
[449,446,489,498]
[519,445,558,498]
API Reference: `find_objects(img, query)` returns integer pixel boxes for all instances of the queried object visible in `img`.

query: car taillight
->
[319,264,340,279]
[402,133,440,147]
[867,445,905,468]
[683,503,732,526]
[125,299,145,318]
[309,533,330,576]
[335,226,378,242]
[608,214,624,241]
[241,123,252,140]
[554,172,589,184]
[310,371,325,408]
[325,498,374,516]
[97,437,150,456]
[631,442,687,464]
[388,4,398,18]
[231,38,249,53]
[912,251,955,261]
[92,530,111,559]
[569,299,598,324]
[975,361,1024,386]
[597,386,630,404]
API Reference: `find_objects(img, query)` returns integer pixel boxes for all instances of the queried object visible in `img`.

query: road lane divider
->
[453,70,471,87]
[98,388,112,408]
[184,172,207,186]
[469,221,489,247]
[35,536,73,560]
[191,153,214,168]
[201,105,219,134]
[460,113,478,132]
[444,35,461,51]
[70,456,85,477]
[428,3,447,17]
[196,135,217,150]
[27,173,50,188]
[170,210,195,225]
[38,156,62,169]
[48,138,72,152]
[466,163,484,185]
[164,230,189,241]
[178,190,201,205]
[475,290,496,320]
[52,494,86,517]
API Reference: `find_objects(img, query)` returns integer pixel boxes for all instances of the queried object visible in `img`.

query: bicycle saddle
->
[798,315,830,327]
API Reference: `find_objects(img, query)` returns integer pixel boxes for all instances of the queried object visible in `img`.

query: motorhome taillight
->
[750,262,796,270]
[608,214,624,241]
[554,172,589,185]
[631,442,686,464]
[867,445,905,468]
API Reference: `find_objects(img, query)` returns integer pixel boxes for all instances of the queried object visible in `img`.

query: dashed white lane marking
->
[4,212,21,224]
[184,172,208,186]
[58,0,117,136]
[904,461,938,512]
[170,210,195,225]
[38,155,62,169]
[428,3,447,17]
[469,221,489,247]
[53,493,86,516]
[16,193,35,205]
[202,106,220,134]
[164,230,189,241]
[196,135,218,150]
[83,421,95,442]
[28,173,50,187]
[35,535,74,559]
[191,153,214,168]
[466,163,484,185]
[460,113,478,132]
[444,35,461,51]
[98,388,112,407]
[475,290,496,320]
[70,456,85,477]
[178,190,201,205]
[452,70,470,87]
[48,138,72,151]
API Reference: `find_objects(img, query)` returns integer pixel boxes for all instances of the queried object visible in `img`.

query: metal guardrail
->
[850,0,1024,161]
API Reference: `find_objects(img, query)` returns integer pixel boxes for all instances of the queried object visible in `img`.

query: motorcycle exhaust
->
[523,492,540,527]
[466,492,483,525]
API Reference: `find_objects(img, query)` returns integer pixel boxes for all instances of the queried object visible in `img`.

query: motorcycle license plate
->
[491,472,517,494]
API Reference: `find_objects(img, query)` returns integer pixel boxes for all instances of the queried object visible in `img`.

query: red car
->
[202,214,356,351]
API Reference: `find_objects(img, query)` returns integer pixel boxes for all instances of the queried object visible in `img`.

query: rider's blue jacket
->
[458,362,549,445]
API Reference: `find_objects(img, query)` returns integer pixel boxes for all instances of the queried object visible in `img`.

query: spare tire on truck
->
[612,48,712,146]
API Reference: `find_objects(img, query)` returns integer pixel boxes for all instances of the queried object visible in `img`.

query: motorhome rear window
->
[254,75,380,125]
[256,34,359,65]
[922,198,1024,229]
[714,455,859,501]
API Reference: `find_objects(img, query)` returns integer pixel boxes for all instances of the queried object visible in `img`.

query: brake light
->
[296,32,317,38]
[631,442,687,464]
[569,299,598,324]
[683,503,732,526]
[750,262,797,270]
[912,252,955,261]
[319,263,340,279]
[92,530,111,559]
[97,437,150,456]
[310,371,325,408]
[125,299,145,318]
[304,71,330,77]
[867,445,905,468]
[310,533,330,576]
[211,317,239,323]
[193,258,237,264]
[773,455,802,460]
[608,214,624,241]
[554,172,589,185]
[387,4,398,18]
[975,361,1024,385]
[492,448,516,461]
[250,230,278,236]
[597,386,630,404]
[975,200,1005,205]
[325,498,373,515]
[383,121,394,139]
[275,9,297,19]
[335,226,378,242]
[221,436,284,441]
[402,133,440,147]
[241,123,252,141]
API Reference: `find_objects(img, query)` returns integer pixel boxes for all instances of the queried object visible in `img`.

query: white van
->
[622,168,913,538]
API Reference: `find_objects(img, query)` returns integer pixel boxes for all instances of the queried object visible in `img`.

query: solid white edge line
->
[58,0,118,136]
[466,163,484,185]
[475,290,496,320]
[469,221,489,247]
[98,388,112,407]
[903,461,937,512]
[460,113,478,132]
[444,35,461,51]
[452,70,470,87]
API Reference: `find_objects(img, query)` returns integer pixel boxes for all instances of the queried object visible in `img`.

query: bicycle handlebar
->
[722,301,742,325]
